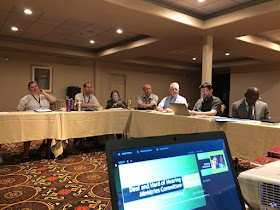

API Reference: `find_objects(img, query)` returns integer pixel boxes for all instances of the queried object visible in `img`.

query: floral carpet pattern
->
[0,140,111,210]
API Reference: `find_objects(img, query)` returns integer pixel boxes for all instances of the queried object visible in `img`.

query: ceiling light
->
[89,40,95,44]
[117,29,123,34]
[225,52,230,56]
[192,57,197,61]
[197,0,205,2]
[24,9,32,15]
[11,26,18,31]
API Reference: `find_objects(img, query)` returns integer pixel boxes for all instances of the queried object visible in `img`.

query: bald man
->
[232,87,270,121]
[137,84,158,109]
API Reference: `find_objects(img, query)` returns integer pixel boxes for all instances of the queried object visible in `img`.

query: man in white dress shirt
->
[156,82,187,113]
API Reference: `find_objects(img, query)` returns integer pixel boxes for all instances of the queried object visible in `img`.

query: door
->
[109,74,126,101]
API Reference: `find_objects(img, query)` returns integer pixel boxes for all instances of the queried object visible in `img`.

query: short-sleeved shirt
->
[75,93,100,110]
[138,94,158,106]
[17,94,50,111]
[193,95,222,115]
[158,95,187,109]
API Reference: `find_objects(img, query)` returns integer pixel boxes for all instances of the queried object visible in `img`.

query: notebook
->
[169,103,190,116]
[106,131,245,210]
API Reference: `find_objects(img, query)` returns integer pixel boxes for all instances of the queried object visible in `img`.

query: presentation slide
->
[118,154,206,210]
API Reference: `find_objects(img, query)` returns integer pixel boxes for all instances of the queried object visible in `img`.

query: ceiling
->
[147,0,267,19]
[0,0,279,72]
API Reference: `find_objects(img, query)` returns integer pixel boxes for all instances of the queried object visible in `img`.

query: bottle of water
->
[77,100,82,111]
[127,97,132,110]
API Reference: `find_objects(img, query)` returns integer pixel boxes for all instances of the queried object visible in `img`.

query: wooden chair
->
[221,104,226,117]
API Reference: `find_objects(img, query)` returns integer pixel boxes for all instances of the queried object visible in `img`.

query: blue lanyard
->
[32,94,42,108]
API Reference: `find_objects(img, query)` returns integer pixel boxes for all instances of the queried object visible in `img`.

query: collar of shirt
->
[171,94,179,99]
[143,94,152,100]
[245,98,255,111]
[169,94,179,103]
[203,95,213,103]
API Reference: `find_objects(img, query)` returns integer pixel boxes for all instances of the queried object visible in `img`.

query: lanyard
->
[32,94,42,108]
[83,94,90,104]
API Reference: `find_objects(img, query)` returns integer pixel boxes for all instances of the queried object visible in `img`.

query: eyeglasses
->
[201,89,209,93]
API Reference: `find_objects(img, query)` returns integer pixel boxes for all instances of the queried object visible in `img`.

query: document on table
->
[213,118,259,123]
[34,109,52,112]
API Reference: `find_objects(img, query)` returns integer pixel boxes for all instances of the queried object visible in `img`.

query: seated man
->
[191,83,222,116]
[74,82,102,147]
[137,84,158,110]
[75,82,102,110]
[232,87,270,121]
[157,82,187,113]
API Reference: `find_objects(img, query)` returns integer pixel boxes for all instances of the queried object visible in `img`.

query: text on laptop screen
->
[111,139,243,210]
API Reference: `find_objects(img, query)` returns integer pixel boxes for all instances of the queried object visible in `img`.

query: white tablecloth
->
[1,110,280,161]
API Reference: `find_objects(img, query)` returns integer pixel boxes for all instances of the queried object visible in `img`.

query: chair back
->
[221,104,227,117]
[51,100,66,111]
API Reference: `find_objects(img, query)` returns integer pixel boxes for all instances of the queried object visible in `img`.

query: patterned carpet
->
[0,138,250,210]
[0,139,112,210]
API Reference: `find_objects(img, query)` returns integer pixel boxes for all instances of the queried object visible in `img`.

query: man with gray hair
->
[138,84,158,110]
[157,82,187,112]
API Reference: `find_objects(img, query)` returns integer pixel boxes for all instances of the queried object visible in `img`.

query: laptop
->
[169,103,191,116]
[106,131,245,210]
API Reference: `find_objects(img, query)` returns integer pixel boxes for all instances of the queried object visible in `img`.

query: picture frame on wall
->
[31,65,53,93]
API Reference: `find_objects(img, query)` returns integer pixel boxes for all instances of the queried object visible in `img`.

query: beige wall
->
[0,51,94,112]
[3,51,280,119]
[95,61,201,108]
[230,63,280,120]
[0,51,201,112]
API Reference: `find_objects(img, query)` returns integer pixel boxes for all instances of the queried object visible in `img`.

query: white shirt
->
[158,95,187,109]
[75,93,100,110]
[17,94,50,111]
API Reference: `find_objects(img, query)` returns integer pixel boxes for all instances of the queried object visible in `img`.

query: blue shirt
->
[158,95,187,109]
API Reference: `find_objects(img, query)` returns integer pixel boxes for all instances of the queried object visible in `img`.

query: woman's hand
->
[39,89,46,95]
[117,101,124,107]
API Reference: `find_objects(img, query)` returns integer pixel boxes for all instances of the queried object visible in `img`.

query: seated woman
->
[106,90,127,109]
[106,90,127,139]
[17,81,56,159]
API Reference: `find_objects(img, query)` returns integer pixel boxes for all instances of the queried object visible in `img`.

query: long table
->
[0,110,131,142]
[60,110,132,139]
[0,111,62,143]
[1,110,280,161]
[129,111,280,161]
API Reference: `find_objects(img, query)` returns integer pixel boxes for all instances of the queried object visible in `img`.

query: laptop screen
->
[106,132,245,210]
